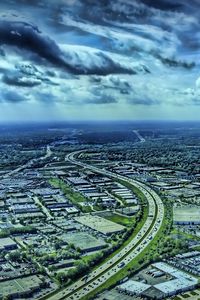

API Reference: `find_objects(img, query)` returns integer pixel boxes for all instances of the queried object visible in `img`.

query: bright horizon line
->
[1,119,200,125]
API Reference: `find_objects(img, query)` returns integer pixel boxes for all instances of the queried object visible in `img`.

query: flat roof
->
[118,280,150,294]
[173,206,200,222]
[75,215,125,235]
[0,237,17,247]
[0,275,42,296]
[154,278,196,294]
[61,232,106,251]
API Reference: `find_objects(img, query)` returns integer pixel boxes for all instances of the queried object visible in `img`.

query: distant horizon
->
[1,119,200,126]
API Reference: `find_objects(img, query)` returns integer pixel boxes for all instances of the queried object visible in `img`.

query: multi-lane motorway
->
[44,151,165,300]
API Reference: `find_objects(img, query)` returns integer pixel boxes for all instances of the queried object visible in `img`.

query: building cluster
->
[0,144,200,300]
[117,262,198,299]
[0,158,141,299]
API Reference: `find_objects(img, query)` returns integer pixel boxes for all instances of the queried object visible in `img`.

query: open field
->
[99,212,135,227]
[49,178,86,204]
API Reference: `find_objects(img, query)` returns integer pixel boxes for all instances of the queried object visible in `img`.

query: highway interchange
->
[44,151,165,300]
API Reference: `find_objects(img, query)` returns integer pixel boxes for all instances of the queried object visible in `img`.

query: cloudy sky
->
[0,0,200,122]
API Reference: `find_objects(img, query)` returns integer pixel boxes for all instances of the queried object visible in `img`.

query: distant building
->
[173,205,200,225]
[0,237,18,251]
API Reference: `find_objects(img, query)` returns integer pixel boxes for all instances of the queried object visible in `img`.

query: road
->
[43,151,164,300]
[34,196,53,219]
[2,145,52,179]
[133,130,146,143]
[107,191,124,206]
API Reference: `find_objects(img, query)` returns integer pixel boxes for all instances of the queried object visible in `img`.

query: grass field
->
[103,213,135,227]
[49,178,91,213]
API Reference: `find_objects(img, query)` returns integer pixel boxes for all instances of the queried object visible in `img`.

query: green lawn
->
[182,294,192,299]
[190,291,198,296]
[104,213,135,227]
[49,178,87,207]
[81,205,93,213]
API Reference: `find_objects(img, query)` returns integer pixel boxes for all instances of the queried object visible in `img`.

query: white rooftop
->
[118,280,150,294]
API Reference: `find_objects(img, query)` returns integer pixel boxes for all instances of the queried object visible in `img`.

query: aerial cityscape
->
[0,122,199,300]
[0,1,200,300]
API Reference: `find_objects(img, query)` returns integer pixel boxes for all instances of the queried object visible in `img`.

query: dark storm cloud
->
[0,0,199,112]
[86,89,117,104]
[1,90,27,103]
[0,20,137,76]
[128,97,160,106]
[0,20,76,72]
[153,54,195,69]
[86,96,117,104]
[36,92,58,104]
[2,64,58,87]
[140,0,183,11]
[102,76,133,95]
[0,47,5,57]
[190,98,200,106]
[55,0,197,69]
[3,71,41,87]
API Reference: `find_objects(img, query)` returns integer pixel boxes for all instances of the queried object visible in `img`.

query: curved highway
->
[44,151,165,300]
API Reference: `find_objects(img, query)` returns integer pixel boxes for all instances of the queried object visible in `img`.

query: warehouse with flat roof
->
[173,205,200,225]
[118,262,198,300]
[0,237,18,251]
[75,215,125,235]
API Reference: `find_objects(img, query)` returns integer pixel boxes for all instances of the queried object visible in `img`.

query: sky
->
[0,0,200,122]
